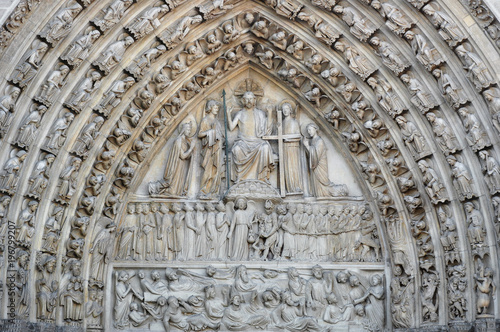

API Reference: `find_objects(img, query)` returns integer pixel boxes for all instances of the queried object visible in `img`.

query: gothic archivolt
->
[0,0,498,331]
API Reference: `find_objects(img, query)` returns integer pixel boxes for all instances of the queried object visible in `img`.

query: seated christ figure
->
[226,91,275,183]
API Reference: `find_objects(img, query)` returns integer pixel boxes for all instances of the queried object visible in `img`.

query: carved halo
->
[301,122,320,138]
[179,114,197,137]
[278,99,298,116]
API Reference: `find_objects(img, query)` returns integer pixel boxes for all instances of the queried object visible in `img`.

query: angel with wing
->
[217,47,245,72]
[227,198,256,260]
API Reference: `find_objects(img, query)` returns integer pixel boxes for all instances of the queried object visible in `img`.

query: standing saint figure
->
[152,119,196,196]
[479,150,500,194]
[93,36,134,75]
[226,91,275,183]
[281,102,303,194]
[304,123,347,197]
[89,222,116,283]
[227,198,254,260]
[199,100,224,198]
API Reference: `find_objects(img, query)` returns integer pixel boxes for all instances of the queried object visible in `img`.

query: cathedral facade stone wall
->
[0,0,499,331]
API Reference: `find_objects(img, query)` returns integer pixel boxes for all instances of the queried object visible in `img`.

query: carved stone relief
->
[110,265,385,331]
[0,0,500,330]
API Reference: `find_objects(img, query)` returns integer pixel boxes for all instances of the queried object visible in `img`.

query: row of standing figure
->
[117,200,380,263]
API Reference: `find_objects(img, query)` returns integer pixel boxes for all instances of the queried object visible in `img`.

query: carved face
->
[172,61,181,70]
[242,92,256,108]
[160,204,169,213]
[255,21,266,31]
[307,124,317,137]
[168,297,179,307]
[125,37,134,46]
[312,266,323,279]
[370,274,382,286]
[182,122,192,136]
[289,267,299,278]
[426,113,436,122]
[294,40,304,50]
[232,295,241,305]
[151,271,160,280]
[46,259,56,273]
[245,13,254,24]
[458,279,466,292]
[168,271,178,281]
[371,0,382,9]
[92,71,102,81]
[333,5,343,13]
[205,285,215,298]
[236,198,246,210]
[72,261,82,276]
[210,103,219,115]
[206,265,216,277]
[355,304,365,316]
[465,203,473,212]
[30,202,39,211]
[238,266,249,282]
[336,272,348,283]
[119,272,129,281]
[2,197,11,206]
[11,88,20,99]
[418,161,427,172]
[244,43,254,54]
[282,103,291,117]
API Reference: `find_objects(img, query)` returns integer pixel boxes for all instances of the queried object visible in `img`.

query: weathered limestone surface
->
[0,0,498,331]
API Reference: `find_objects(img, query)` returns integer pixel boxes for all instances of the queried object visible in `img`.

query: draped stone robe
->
[231,107,274,182]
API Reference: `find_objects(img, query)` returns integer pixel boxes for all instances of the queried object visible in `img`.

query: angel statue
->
[227,197,256,260]
[149,117,197,197]
[280,101,302,194]
[199,100,224,199]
